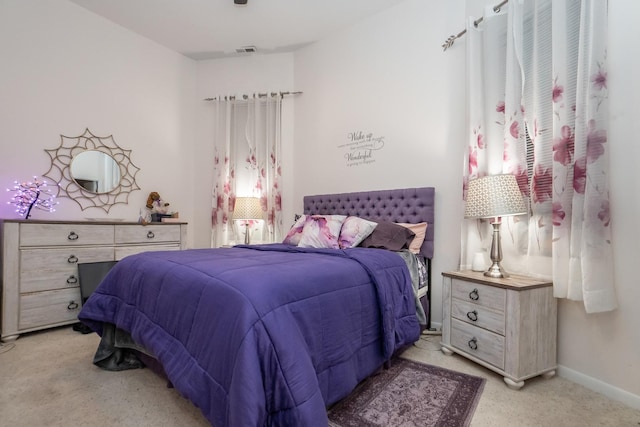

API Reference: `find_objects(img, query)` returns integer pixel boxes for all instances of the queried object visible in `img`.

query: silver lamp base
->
[484,262,509,278]
[484,221,509,278]
[244,223,251,244]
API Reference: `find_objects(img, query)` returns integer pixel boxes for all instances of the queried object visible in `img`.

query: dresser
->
[441,270,557,389]
[0,219,187,342]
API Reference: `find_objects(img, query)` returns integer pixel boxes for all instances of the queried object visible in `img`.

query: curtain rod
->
[441,0,509,52]
[203,91,302,101]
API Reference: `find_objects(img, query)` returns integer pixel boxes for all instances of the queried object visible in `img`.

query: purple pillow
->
[358,220,415,251]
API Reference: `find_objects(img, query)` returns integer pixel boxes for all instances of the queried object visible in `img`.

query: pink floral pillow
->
[282,215,307,245]
[298,215,347,249]
[339,216,378,249]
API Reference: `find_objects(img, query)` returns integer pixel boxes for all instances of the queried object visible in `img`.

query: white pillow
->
[339,216,378,249]
[298,215,347,249]
[282,215,307,245]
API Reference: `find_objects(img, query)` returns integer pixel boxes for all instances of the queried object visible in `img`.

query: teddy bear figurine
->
[139,191,171,224]
[147,191,170,214]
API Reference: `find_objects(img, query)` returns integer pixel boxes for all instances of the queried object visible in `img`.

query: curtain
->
[210,95,284,247]
[462,0,616,313]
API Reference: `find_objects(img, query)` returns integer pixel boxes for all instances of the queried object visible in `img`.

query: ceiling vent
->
[235,46,257,54]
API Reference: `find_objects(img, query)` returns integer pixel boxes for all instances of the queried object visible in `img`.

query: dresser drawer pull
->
[67,300,79,310]
[468,337,478,350]
[67,255,79,263]
[466,310,478,322]
[469,288,479,301]
[147,231,155,239]
[66,275,78,284]
[68,231,79,241]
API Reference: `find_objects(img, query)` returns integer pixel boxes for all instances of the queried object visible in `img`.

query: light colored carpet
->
[0,327,638,426]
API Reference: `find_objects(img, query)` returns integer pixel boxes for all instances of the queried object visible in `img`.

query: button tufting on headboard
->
[303,187,435,259]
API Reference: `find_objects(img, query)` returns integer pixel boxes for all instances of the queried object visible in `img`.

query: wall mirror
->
[43,128,140,212]
[71,150,122,193]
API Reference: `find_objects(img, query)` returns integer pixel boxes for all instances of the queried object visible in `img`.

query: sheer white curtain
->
[211,95,284,247]
[462,0,616,313]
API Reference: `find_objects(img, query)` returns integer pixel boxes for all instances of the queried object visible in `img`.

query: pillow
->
[298,215,347,249]
[358,220,415,251]
[282,214,307,245]
[396,222,428,254]
[338,216,378,249]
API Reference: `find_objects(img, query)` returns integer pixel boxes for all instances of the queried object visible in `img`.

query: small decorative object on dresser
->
[6,176,58,219]
[441,270,557,390]
[0,219,187,342]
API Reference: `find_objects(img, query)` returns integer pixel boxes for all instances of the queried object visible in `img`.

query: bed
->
[78,187,435,427]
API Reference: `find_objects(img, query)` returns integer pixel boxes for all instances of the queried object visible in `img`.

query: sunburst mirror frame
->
[43,128,141,212]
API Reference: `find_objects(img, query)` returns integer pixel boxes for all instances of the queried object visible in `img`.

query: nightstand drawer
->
[19,288,82,330]
[451,298,505,335]
[451,279,505,312]
[451,318,505,369]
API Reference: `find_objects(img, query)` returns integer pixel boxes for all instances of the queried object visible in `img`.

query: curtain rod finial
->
[442,35,457,51]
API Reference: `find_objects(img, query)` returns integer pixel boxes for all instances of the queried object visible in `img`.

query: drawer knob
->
[66,275,78,284]
[147,231,155,239]
[468,337,478,350]
[67,255,79,263]
[466,310,478,322]
[67,300,79,310]
[469,288,479,301]
[68,231,79,241]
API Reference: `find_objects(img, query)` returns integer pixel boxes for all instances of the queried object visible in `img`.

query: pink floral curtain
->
[462,0,616,313]
[211,95,284,247]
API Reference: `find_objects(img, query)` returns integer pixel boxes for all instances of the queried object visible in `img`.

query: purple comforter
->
[79,244,420,426]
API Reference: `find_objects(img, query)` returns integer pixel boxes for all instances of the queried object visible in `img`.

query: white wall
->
[1,0,637,410]
[0,0,196,245]
[293,0,640,408]
[293,0,466,350]
[193,53,295,248]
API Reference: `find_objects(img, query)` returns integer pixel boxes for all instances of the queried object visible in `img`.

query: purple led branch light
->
[7,176,58,219]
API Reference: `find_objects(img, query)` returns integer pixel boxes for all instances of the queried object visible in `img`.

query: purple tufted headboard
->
[303,187,435,259]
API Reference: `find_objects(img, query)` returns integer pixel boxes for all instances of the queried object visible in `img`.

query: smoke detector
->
[235,46,257,54]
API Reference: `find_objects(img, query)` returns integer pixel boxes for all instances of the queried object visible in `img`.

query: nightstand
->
[441,270,557,389]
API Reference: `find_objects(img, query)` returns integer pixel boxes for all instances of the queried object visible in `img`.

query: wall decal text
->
[337,131,385,167]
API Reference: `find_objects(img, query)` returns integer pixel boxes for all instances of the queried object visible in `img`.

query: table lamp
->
[232,197,263,244]
[464,174,527,278]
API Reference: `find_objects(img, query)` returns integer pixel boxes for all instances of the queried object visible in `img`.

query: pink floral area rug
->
[328,358,485,427]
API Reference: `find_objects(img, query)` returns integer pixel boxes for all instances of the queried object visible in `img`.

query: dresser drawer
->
[19,223,114,247]
[451,298,506,335]
[19,288,82,330]
[20,247,114,293]
[115,244,181,260]
[451,279,506,312]
[451,318,505,369]
[114,224,181,244]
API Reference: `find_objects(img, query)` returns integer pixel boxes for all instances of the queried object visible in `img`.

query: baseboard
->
[557,365,640,411]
